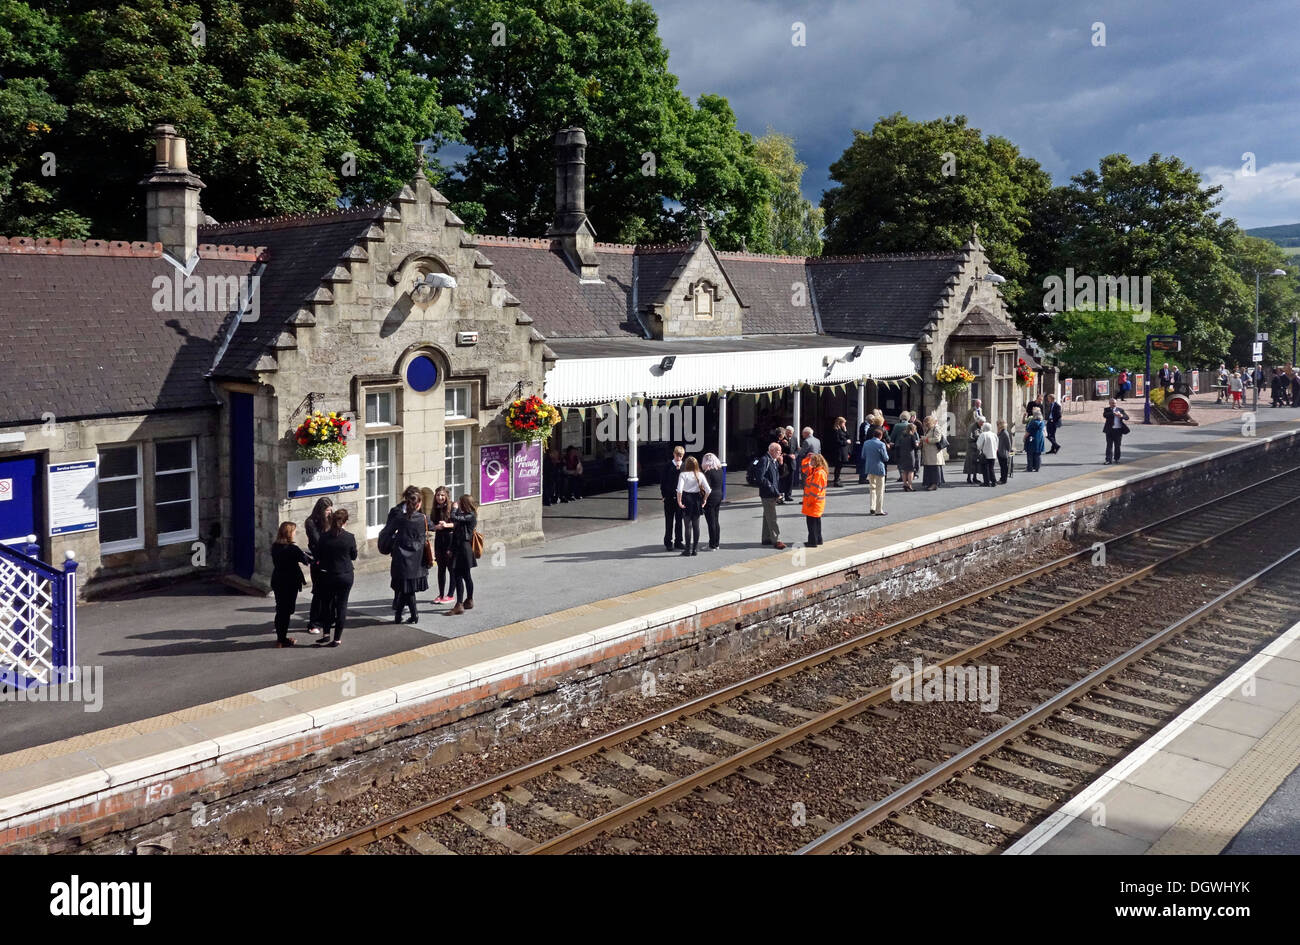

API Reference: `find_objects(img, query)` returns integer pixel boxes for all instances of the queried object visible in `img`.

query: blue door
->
[0,454,43,551]
[230,393,256,578]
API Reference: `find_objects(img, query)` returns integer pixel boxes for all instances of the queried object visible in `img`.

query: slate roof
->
[715,253,818,334]
[0,239,263,426]
[809,253,965,339]
[475,239,644,339]
[199,206,387,377]
[949,303,1022,341]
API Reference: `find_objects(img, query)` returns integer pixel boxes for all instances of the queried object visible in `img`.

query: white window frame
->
[445,428,470,499]
[98,444,145,554]
[445,384,473,420]
[365,389,396,427]
[155,437,199,546]
[969,355,984,406]
[365,435,394,538]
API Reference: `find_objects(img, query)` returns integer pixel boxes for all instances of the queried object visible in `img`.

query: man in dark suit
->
[660,445,685,550]
[1157,363,1171,390]
[1044,393,1063,453]
[758,441,786,549]
[1102,399,1130,465]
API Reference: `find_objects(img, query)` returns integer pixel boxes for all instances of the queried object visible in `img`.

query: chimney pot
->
[141,122,204,262]
[549,126,598,279]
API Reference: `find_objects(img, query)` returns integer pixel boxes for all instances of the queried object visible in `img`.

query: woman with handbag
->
[445,494,479,615]
[303,497,333,636]
[314,508,357,647]
[380,485,430,624]
[430,486,455,603]
[920,415,945,491]
[270,522,312,648]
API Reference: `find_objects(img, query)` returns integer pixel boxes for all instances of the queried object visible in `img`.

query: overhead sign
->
[1252,341,1264,361]
[287,454,361,499]
[1151,339,1181,351]
[48,461,98,536]
[1257,332,1269,342]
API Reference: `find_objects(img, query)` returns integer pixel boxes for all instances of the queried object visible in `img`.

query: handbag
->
[420,515,434,568]
[471,529,485,560]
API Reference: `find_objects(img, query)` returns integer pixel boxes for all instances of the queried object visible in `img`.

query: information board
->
[48,461,98,536]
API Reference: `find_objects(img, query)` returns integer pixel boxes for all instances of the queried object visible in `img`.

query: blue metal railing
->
[0,535,78,690]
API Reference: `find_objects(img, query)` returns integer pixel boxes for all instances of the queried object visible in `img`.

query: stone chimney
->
[547,127,599,280]
[139,123,205,263]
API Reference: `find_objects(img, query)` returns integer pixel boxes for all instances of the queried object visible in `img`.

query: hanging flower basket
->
[935,363,976,401]
[1015,358,1036,387]
[293,411,352,465]
[504,395,562,443]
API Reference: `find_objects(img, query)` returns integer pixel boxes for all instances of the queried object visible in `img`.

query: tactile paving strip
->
[1147,701,1300,854]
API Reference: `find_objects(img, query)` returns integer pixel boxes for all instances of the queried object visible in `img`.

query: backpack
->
[746,455,763,486]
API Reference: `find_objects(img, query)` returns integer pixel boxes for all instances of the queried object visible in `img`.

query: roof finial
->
[971,222,978,239]
[697,212,708,243]
[415,141,428,179]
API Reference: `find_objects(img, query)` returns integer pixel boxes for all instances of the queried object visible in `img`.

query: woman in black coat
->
[270,521,312,648]
[303,497,333,636]
[443,495,479,615]
[379,485,430,624]
[314,507,357,647]
[830,417,851,486]
[701,452,725,549]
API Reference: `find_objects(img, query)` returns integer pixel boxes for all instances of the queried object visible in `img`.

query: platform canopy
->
[543,335,917,406]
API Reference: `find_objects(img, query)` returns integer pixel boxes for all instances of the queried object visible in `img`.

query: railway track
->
[796,541,1300,855]
[299,466,1300,855]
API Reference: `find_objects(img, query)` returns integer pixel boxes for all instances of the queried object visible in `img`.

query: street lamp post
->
[1252,269,1287,411]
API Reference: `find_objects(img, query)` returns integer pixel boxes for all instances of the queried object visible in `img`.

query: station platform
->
[2,399,1299,848]
[1008,620,1300,856]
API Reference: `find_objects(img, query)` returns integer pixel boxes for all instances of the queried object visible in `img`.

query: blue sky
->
[649,0,1300,229]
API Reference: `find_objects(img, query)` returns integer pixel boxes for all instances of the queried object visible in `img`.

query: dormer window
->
[693,281,714,319]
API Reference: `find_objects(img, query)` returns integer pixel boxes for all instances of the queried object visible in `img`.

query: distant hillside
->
[1247,223,1300,248]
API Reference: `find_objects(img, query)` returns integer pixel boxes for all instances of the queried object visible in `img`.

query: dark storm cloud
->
[649,0,1300,227]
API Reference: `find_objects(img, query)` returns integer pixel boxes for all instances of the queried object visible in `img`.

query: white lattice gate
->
[0,538,77,689]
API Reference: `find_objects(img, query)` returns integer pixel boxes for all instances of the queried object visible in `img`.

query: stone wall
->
[652,242,744,339]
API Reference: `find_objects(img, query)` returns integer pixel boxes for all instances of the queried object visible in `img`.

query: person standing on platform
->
[1291,368,1300,408]
[780,428,797,503]
[963,403,985,484]
[1117,370,1130,401]
[543,447,560,506]
[562,446,584,501]
[430,486,455,603]
[1045,393,1063,454]
[893,419,920,492]
[303,497,332,637]
[856,415,872,483]
[802,452,828,545]
[445,495,479,614]
[1158,362,1172,390]
[1102,399,1130,464]
[270,522,311,648]
[758,441,786,549]
[863,427,890,515]
[315,508,357,647]
[920,416,945,491]
[1229,371,1244,408]
[830,417,851,487]
[675,456,711,557]
[977,422,998,486]
[890,411,912,483]
[661,445,685,550]
[379,485,430,624]
[1024,408,1046,472]
[701,453,724,550]
[996,419,1013,483]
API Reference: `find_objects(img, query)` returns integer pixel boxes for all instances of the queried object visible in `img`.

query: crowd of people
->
[269,486,482,648]
[1211,363,1300,408]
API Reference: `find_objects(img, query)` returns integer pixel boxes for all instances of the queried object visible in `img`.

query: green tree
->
[820,113,1050,311]
[0,0,460,238]
[1053,306,1178,377]
[1028,153,1300,368]
[406,0,779,248]
[754,130,823,255]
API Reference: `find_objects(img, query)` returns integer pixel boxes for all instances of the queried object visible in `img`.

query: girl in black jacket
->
[303,497,333,636]
[380,485,430,624]
[701,452,725,550]
[270,522,312,648]
[430,485,455,603]
[314,508,358,646]
[443,495,479,615]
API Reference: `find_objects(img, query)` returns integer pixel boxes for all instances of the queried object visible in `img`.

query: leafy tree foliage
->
[754,130,823,256]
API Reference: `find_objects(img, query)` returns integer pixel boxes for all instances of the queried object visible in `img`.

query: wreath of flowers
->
[935,363,976,400]
[504,395,562,443]
[1015,358,1036,387]
[293,410,352,464]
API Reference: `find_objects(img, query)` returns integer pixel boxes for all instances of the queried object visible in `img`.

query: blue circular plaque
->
[406,354,439,392]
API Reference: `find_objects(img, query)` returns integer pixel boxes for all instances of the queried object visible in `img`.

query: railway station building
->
[0,125,1031,597]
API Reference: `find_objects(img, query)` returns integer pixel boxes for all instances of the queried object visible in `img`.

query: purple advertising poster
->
[512,441,542,500]
[479,444,512,504]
